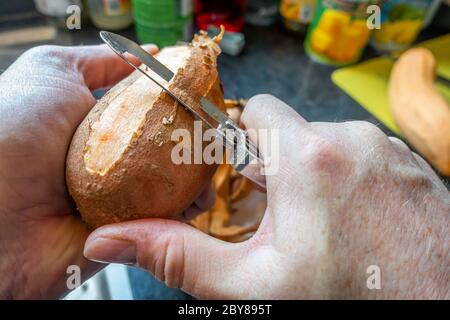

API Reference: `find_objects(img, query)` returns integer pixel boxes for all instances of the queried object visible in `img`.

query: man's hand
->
[85,94,449,299]
[0,44,161,299]
[0,43,155,299]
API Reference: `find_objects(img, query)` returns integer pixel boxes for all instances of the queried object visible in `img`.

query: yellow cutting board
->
[332,34,450,135]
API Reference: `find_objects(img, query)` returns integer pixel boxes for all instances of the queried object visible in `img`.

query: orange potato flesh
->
[84,47,191,175]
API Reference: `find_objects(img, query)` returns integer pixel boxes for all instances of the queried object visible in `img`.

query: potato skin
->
[66,39,225,228]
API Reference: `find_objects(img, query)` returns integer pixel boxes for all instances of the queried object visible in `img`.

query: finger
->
[84,219,250,298]
[71,43,158,90]
[241,94,309,156]
[240,94,314,189]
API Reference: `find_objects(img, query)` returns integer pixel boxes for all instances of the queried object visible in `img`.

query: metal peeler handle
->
[217,119,266,190]
[232,129,267,190]
[100,31,266,189]
[200,97,266,190]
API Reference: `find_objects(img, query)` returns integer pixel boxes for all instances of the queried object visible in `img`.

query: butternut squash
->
[389,47,450,176]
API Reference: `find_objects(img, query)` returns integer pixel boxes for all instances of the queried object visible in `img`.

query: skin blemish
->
[154,131,164,147]
[203,55,212,65]
[99,132,112,143]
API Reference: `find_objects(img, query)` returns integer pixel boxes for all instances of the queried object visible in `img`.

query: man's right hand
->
[85,94,449,299]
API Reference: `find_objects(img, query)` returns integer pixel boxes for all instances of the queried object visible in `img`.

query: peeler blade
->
[99,31,266,189]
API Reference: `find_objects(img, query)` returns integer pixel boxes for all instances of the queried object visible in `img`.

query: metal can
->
[304,0,379,66]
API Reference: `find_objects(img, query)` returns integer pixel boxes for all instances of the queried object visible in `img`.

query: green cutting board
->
[332,34,450,135]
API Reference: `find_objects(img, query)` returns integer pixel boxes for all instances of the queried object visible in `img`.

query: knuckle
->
[346,121,391,156]
[306,135,350,173]
[348,121,386,142]
[247,94,277,107]
[389,137,410,151]
[24,45,63,58]
[21,45,71,68]
[388,137,416,162]
[243,94,306,136]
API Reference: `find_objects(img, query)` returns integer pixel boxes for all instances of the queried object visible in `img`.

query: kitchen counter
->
[221,24,379,125]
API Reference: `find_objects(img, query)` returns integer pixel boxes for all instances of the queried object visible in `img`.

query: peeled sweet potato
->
[66,31,226,228]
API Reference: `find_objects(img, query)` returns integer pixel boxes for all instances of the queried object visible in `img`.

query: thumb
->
[84,219,249,298]
[71,43,158,90]
[241,94,310,158]
[240,94,312,188]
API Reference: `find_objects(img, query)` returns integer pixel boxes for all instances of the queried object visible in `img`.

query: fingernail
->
[84,238,136,265]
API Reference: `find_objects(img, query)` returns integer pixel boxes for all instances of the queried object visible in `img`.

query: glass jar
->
[304,0,380,66]
[34,0,88,29]
[88,0,133,31]
[195,0,246,32]
[370,0,439,53]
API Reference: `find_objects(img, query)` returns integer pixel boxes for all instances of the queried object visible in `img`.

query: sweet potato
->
[66,31,226,227]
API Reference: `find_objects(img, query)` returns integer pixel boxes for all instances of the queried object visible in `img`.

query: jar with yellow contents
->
[370,0,439,53]
[304,0,380,66]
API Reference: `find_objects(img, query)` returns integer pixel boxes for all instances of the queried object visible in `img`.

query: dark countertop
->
[0,21,448,299]
[218,24,449,131]
[3,23,377,125]
[1,22,445,133]
[219,24,379,125]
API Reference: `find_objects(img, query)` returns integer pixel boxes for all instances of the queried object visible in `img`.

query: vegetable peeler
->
[99,31,266,189]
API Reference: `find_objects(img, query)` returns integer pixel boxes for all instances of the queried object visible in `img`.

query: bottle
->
[88,0,133,31]
[195,0,246,32]
[34,0,87,29]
